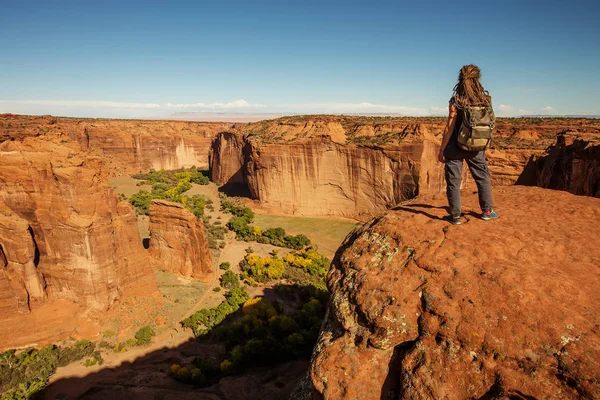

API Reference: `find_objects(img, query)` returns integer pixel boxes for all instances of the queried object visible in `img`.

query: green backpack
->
[456,101,495,152]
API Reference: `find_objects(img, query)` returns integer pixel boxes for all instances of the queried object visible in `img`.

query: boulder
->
[148,199,214,281]
[309,186,600,399]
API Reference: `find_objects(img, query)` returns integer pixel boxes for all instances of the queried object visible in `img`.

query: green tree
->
[220,270,239,289]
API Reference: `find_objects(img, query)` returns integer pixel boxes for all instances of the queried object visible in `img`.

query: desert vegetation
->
[0,340,98,399]
[129,167,210,216]
[0,326,157,399]
[220,195,311,250]
[172,284,327,388]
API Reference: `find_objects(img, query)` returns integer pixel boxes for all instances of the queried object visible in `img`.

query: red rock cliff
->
[518,135,600,197]
[308,186,600,399]
[210,116,599,220]
[0,212,46,315]
[0,135,159,348]
[243,136,444,221]
[0,114,234,173]
[148,199,214,281]
[209,132,246,186]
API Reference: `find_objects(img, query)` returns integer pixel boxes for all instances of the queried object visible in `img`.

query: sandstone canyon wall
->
[307,186,600,399]
[243,136,445,220]
[148,199,214,281]
[210,116,599,220]
[0,114,235,173]
[0,134,160,349]
[518,135,600,197]
[0,212,46,315]
[209,131,246,188]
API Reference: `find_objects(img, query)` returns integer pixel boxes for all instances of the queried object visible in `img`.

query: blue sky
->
[1,0,599,118]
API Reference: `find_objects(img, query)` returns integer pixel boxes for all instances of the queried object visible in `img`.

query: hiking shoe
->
[443,215,462,225]
[481,210,498,221]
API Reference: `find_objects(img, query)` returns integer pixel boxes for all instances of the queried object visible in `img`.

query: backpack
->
[456,101,495,152]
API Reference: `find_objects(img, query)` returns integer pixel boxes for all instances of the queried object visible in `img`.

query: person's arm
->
[438,102,458,163]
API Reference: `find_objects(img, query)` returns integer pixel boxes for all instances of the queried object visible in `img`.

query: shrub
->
[0,340,98,398]
[220,270,239,289]
[129,168,209,216]
[242,254,285,281]
[57,340,95,367]
[221,200,254,223]
[219,262,231,270]
[181,287,249,336]
[134,326,156,346]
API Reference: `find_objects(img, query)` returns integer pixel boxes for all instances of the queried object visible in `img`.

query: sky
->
[1,0,599,118]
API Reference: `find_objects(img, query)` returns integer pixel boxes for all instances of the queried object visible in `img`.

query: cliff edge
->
[309,186,600,399]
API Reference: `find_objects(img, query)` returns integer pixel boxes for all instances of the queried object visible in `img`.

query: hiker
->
[438,64,498,225]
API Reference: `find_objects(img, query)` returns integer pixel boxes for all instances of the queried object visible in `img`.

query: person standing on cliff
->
[438,64,498,225]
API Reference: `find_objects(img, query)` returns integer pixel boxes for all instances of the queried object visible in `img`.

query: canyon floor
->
[41,176,357,400]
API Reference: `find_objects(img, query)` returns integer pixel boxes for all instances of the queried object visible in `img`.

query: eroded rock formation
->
[0,134,160,348]
[243,136,444,220]
[518,135,600,197]
[148,199,214,281]
[209,132,246,188]
[0,212,46,315]
[210,117,600,220]
[0,114,235,173]
[309,186,600,399]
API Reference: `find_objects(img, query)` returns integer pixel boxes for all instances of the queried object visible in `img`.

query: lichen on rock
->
[309,186,600,399]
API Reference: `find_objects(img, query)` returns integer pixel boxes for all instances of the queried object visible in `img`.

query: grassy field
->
[252,214,359,259]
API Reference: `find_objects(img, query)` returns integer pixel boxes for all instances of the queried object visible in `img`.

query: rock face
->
[209,132,446,221]
[148,199,214,281]
[309,186,600,399]
[209,132,246,188]
[0,212,46,315]
[0,135,160,348]
[210,117,600,221]
[0,114,234,173]
[243,136,444,221]
[518,135,600,197]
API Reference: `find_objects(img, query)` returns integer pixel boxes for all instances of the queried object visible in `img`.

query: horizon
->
[1,1,599,119]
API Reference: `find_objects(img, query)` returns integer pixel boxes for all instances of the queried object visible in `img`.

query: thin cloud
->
[429,106,447,116]
[498,104,513,111]
[0,99,265,110]
[541,106,555,113]
[519,109,532,115]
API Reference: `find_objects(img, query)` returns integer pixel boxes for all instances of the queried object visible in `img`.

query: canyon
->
[1,112,599,398]
[1,114,234,173]
[210,116,600,220]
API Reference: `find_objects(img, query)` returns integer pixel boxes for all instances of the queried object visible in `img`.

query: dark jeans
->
[444,143,494,217]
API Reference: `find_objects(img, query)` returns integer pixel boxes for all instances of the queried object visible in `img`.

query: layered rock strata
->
[148,199,214,281]
[0,135,159,347]
[243,136,444,221]
[209,131,446,221]
[0,114,234,172]
[309,186,600,399]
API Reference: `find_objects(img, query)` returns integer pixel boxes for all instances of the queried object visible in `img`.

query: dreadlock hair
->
[452,64,491,109]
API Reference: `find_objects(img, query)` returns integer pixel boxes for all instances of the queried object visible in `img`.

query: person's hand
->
[438,150,445,163]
